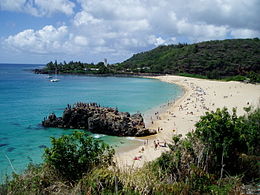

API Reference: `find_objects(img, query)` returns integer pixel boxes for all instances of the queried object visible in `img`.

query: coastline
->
[115,75,260,169]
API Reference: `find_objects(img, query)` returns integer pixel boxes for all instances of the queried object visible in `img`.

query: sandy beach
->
[115,75,260,169]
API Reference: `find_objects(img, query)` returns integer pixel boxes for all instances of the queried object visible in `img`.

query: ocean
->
[0,63,182,177]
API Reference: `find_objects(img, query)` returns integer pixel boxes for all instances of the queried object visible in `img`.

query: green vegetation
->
[118,38,260,82]
[44,131,115,182]
[37,60,113,75]
[1,107,259,194]
[1,132,115,194]
[37,39,260,82]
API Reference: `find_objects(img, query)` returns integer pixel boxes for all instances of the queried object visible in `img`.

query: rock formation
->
[42,102,157,137]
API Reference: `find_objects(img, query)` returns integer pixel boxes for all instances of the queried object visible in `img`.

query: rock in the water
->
[42,102,157,137]
[0,143,8,147]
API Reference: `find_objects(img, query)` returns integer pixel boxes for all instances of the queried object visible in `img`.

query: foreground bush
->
[195,107,259,181]
[44,131,115,182]
[149,107,259,194]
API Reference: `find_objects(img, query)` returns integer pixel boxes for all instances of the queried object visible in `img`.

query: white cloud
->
[0,0,75,16]
[74,36,88,46]
[77,0,149,20]
[176,19,229,42]
[2,0,260,63]
[231,28,260,39]
[0,0,25,11]
[5,25,72,54]
[148,35,166,46]
[74,11,101,26]
[35,0,75,16]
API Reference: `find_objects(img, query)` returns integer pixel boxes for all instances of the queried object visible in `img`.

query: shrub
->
[5,163,65,194]
[43,131,115,182]
[76,168,122,194]
[195,107,260,181]
[194,108,244,176]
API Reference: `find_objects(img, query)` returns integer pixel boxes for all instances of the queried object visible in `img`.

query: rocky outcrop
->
[42,102,157,137]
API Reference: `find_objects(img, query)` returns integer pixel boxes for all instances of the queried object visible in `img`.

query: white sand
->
[115,75,260,169]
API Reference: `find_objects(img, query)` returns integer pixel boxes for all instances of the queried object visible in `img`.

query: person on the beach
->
[163,141,167,147]
[154,140,158,150]
[134,155,142,160]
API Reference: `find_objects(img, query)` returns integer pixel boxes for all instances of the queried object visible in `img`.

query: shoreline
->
[114,79,186,155]
[115,75,260,169]
[114,76,191,168]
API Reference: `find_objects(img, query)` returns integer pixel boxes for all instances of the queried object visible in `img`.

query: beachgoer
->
[134,155,142,160]
[154,140,157,150]
[157,140,160,146]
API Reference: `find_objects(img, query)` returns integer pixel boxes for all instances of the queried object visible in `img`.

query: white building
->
[104,58,108,66]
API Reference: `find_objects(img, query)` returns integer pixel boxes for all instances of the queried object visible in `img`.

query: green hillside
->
[118,38,260,81]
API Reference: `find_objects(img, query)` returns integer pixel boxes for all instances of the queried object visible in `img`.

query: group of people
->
[154,140,167,150]
[133,139,168,160]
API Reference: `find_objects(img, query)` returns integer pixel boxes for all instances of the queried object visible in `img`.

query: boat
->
[50,68,60,82]
[50,78,60,82]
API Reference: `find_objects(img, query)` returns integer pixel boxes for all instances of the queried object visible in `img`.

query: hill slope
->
[118,38,260,80]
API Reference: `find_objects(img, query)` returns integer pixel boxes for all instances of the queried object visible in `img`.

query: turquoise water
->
[0,63,182,177]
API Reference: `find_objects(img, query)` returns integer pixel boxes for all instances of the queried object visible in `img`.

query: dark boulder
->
[42,102,157,137]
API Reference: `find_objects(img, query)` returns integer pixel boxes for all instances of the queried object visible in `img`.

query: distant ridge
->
[118,38,260,80]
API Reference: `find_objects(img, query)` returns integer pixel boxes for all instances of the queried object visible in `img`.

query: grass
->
[1,161,243,195]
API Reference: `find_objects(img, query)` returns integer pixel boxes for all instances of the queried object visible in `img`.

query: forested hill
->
[118,38,260,80]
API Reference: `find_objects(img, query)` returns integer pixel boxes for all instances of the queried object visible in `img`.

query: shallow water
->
[0,63,182,177]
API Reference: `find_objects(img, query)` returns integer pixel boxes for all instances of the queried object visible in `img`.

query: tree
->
[43,131,115,182]
[98,64,110,74]
[194,108,244,176]
[46,61,54,70]
[247,71,260,83]
[240,107,260,155]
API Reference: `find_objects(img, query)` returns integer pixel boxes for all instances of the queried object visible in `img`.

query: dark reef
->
[42,102,157,137]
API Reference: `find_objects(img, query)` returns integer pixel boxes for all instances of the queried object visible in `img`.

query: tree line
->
[118,38,260,82]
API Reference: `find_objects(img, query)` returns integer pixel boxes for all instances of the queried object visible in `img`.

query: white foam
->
[93,134,106,139]
[126,137,143,142]
[126,137,135,140]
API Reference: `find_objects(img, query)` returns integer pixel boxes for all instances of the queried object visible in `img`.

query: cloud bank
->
[0,0,75,16]
[2,0,260,62]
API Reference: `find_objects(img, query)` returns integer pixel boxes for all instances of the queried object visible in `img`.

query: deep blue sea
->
[0,63,182,178]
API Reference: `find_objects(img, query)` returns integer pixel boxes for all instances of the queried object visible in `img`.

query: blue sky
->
[0,0,259,64]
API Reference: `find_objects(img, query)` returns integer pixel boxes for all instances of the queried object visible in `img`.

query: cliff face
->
[42,103,157,137]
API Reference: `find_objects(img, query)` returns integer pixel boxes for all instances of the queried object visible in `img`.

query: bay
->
[0,63,182,177]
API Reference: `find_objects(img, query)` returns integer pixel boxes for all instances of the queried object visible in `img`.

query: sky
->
[0,0,259,64]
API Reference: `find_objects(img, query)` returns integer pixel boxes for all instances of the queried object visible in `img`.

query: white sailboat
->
[50,68,60,82]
